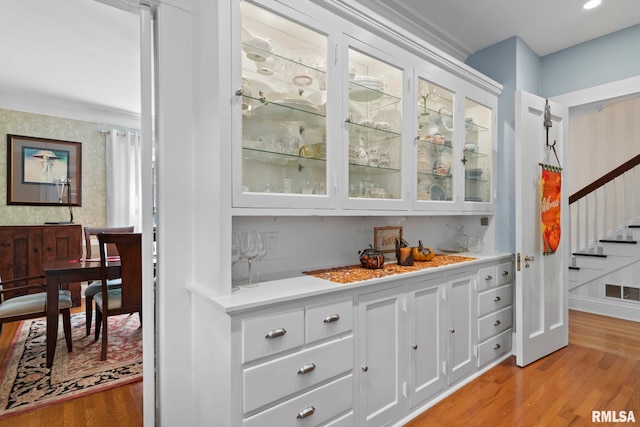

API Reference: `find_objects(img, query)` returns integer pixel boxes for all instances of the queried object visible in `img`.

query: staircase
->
[568,154,640,320]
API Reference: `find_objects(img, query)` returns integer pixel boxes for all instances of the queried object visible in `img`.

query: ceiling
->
[0,0,638,116]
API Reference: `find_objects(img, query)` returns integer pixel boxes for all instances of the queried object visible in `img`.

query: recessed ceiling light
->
[584,0,602,10]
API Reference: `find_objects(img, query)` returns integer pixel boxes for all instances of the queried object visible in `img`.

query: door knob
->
[524,255,535,268]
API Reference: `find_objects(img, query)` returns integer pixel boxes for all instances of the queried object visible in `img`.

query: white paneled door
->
[514,91,569,367]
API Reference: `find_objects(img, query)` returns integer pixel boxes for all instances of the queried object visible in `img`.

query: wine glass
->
[240,231,260,287]
[255,233,268,283]
[231,232,241,291]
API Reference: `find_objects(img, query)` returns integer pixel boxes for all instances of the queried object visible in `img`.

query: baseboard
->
[569,294,640,322]
[393,353,513,426]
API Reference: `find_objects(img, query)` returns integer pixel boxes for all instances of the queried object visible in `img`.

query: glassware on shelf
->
[231,232,242,291]
[255,234,269,283]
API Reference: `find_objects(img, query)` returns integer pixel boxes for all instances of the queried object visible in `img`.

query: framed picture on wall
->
[7,134,82,206]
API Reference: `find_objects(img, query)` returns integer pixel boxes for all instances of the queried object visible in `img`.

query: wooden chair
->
[83,226,134,336]
[0,274,73,353]
[94,232,142,360]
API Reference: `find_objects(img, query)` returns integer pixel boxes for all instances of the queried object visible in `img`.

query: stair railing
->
[569,154,640,262]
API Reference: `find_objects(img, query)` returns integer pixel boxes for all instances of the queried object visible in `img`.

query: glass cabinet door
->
[345,44,405,208]
[463,98,492,204]
[239,2,328,199]
[415,78,455,208]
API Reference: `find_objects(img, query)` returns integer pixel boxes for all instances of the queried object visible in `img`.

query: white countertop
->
[191,252,512,314]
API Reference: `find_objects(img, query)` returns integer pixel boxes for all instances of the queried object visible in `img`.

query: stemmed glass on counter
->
[231,232,242,291]
[235,231,268,288]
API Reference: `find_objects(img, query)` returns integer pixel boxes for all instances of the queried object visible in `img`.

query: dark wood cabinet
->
[0,224,82,306]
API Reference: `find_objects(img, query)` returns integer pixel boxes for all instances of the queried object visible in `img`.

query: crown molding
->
[306,0,502,96]
[0,88,141,129]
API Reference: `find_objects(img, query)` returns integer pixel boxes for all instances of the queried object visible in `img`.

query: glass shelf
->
[348,81,401,106]
[242,146,326,164]
[244,94,325,126]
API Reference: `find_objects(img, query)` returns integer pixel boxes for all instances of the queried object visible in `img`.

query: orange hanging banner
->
[541,164,562,255]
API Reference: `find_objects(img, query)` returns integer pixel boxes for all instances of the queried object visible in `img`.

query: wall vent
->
[605,284,640,302]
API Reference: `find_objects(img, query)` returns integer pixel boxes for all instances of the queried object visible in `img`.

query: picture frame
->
[374,226,403,254]
[7,134,82,206]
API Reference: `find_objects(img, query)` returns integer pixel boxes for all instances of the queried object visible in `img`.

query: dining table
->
[43,257,121,368]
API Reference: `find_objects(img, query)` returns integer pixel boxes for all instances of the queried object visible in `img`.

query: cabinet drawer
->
[242,309,304,363]
[478,306,512,342]
[477,265,497,292]
[243,336,353,413]
[478,284,512,317]
[243,374,353,427]
[496,261,513,286]
[306,299,353,344]
[478,329,511,367]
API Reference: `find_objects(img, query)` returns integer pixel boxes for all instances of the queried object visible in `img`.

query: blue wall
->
[464,24,640,252]
[542,24,640,97]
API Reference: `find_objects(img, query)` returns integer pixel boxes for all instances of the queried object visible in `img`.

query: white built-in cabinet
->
[212,258,512,426]
[232,0,498,214]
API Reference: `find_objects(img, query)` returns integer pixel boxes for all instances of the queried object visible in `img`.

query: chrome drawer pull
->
[361,366,368,372]
[297,406,315,419]
[494,296,501,302]
[502,270,509,276]
[411,344,418,350]
[494,343,501,350]
[265,328,287,339]
[323,314,340,323]
[485,275,493,281]
[297,363,316,375]
[494,320,501,326]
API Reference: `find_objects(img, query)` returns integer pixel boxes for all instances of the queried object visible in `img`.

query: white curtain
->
[106,130,142,231]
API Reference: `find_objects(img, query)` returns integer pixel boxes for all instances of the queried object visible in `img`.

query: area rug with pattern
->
[0,313,142,419]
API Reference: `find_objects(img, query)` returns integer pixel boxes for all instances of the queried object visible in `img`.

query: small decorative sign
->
[374,226,403,255]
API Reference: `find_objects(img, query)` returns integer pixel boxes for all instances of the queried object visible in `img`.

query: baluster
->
[603,184,609,239]
[623,172,629,239]
[568,203,574,265]
[611,178,618,239]
[585,194,591,252]
[592,189,602,253]
[576,200,582,253]
[633,166,638,224]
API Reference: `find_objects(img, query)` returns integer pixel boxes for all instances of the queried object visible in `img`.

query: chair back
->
[85,226,134,259]
[98,233,142,312]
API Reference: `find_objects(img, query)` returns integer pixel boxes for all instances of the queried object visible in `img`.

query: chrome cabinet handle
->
[296,406,315,419]
[411,344,418,350]
[265,328,286,339]
[361,366,368,372]
[323,314,340,323]
[485,275,493,281]
[297,363,316,375]
[494,320,501,326]
[494,343,501,350]
[502,270,509,276]
[235,88,243,96]
[494,296,501,302]
[449,328,455,333]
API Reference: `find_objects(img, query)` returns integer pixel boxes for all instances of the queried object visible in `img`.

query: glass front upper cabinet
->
[415,78,455,206]
[240,2,328,198]
[346,46,403,206]
[463,98,492,204]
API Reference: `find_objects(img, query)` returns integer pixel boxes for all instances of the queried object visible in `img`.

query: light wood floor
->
[406,310,640,426]
[1,310,637,426]
[0,305,143,427]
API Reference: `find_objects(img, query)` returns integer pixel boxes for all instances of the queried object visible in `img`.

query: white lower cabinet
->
[357,286,405,427]
[239,296,355,426]
[476,261,514,367]
[215,257,513,426]
[357,270,478,425]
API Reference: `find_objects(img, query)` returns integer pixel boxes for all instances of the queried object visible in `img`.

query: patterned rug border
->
[0,314,142,420]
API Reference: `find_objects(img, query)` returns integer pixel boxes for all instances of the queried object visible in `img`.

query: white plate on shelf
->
[429,183,447,201]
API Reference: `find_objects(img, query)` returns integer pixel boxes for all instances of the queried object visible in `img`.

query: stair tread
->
[572,252,607,258]
[599,239,637,244]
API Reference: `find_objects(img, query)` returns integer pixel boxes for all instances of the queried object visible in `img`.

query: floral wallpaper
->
[0,108,115,227]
